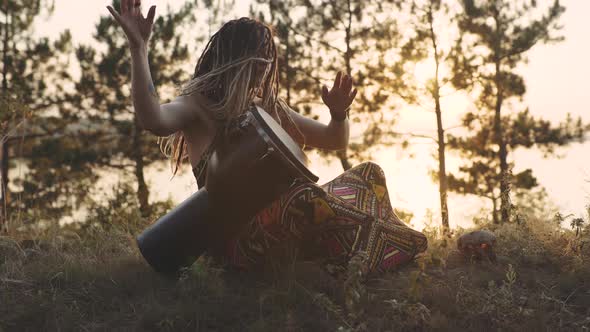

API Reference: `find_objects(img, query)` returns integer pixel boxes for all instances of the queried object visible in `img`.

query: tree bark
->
[0,142,8,228]
[493,10,510,224]
[435,104,449,231]
[132,115,150,217]
[494,60,510,223]
[285,27,291,106]
[1,8,10,229]
[491,196,499,224]
[429,3,450,233]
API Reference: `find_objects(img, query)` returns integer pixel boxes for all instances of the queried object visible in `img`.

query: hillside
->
[1,210,589,332]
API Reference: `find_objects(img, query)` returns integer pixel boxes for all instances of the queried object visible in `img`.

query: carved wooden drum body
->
[137,105,318,274]
[206,105,319,219]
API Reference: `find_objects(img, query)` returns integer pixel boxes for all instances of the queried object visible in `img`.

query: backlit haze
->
[33,0,590,230]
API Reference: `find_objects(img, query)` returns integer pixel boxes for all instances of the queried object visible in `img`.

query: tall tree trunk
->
[499,140,510,223]
[132,116,150,217]
[491,197,499,224]
[285,26,291,106]
[0,143,8,228]
[435,103,449,231]
[494,61,510,223]
[492,13,510,223]
[429,4,450,232]
[1,8,10,229]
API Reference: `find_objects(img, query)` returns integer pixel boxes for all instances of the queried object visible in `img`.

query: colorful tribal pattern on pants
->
[223,162,428,274]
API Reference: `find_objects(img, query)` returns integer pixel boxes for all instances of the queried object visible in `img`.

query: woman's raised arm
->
[107,0,199,136]
[287,72,356,150]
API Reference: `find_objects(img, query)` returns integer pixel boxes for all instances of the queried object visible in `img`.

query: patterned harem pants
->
[223,162,428,274]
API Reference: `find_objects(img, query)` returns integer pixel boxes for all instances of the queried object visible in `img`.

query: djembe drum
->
[137,105,318,274]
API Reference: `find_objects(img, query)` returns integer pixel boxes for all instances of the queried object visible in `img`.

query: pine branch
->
[444,124,466,132]
[391,131,438,143]
[96,161,135,170]
[287,25,346,55]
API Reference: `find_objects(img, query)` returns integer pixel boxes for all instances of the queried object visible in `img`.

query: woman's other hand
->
[321,72,358,121]
[107,0,157,50]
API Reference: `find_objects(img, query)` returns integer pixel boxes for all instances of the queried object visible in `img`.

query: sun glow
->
[26,0,590,231]
[413,58,437,88]
[412,57,453,91]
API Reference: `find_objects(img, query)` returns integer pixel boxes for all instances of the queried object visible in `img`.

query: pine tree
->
[251,0,321,112]
[281,0,403,169]
[0,0,74,227]
[450,0,587,223]
[385,0,456,231]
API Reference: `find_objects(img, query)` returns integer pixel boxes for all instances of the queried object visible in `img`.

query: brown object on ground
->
[457,230,497,262]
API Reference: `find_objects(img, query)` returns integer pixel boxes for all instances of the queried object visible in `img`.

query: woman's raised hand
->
[321,72,358,121]
[107,0,157,50]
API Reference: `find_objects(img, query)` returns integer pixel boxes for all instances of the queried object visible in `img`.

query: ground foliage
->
[1,195,589,332]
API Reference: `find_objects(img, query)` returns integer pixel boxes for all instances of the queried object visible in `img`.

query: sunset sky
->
[32,0,590,229]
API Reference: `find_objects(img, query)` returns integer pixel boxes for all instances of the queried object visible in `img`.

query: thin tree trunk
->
[499,143,510,223]
[1,8,10,229]
[492,13,510,224]
[428,3,450,232]
[0,143,8,227]
[2,9,7,92]
[494,60,510,223]
[491,197,499,224]
[132,115,150,217]
[285,26,291,106]
[435,105,449,231]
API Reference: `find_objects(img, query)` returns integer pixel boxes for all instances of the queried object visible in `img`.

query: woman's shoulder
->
[162,93,217,137]
[172,92,213,110]
[171,92,219,122]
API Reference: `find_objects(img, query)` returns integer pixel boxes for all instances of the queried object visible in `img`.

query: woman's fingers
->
[132,0,142,16]
[326,71,356,100]
[129,0,137,16]
[348,88,358,103]
[146,5,156,25]
[332,71,342,90]
[127,0,135,16]
[322,85,329,99]
[342,75,353,93]
[106,6,123,24]
[120,0,128,15]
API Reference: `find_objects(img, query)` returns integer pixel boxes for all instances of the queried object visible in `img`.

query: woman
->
[107,0,427,275]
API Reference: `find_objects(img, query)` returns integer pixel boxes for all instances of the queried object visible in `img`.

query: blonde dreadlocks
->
[159,17,304,177]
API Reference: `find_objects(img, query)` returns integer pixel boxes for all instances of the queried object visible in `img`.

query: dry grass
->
[1,209,590,331]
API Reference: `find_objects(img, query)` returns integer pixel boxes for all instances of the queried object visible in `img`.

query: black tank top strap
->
[192,130,222,189]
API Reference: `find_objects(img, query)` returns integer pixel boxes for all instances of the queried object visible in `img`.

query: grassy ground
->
[1,213,589,332]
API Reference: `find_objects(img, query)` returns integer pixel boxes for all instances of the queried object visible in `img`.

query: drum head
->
[251,106,319,183]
